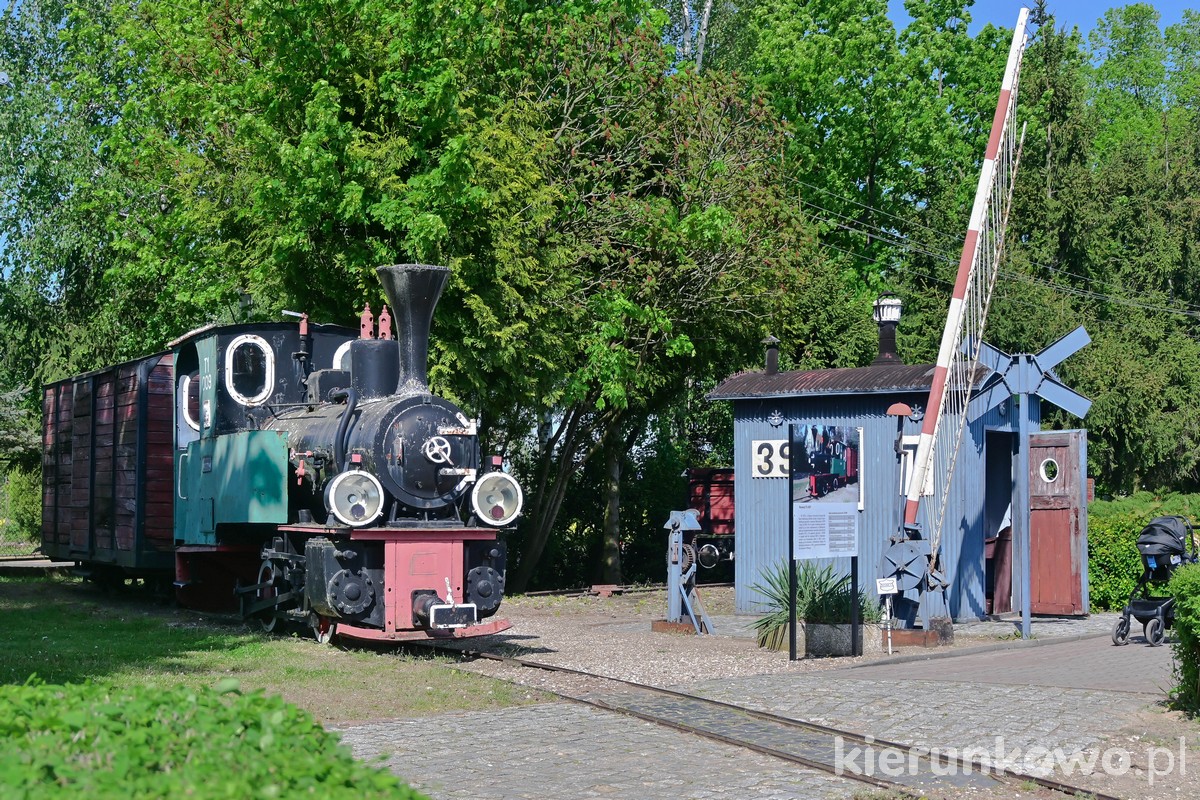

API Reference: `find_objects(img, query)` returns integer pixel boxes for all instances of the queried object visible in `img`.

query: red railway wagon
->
[42,353,176,582]
[686,467,734,534]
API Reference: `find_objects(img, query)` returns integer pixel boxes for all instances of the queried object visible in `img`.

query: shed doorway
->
[984,431,1014,614]
[1028,430,1087,615]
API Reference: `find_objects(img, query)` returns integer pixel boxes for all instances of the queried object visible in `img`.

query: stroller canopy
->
[1137,516,1192,557]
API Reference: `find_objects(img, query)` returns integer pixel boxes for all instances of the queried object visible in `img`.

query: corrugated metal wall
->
[732,393,1040,620]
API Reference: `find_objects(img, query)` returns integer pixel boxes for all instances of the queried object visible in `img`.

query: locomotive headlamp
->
[325,469,386,527]
[470,471,523,527]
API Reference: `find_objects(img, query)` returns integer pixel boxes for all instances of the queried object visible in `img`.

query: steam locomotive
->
[41,264,521,643]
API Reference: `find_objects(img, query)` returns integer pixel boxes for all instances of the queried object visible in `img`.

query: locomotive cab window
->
[225,334,275,406]
[180,373,201,431]
[332,340,353,370]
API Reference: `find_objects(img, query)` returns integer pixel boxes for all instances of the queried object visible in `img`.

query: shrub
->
[1167,564,1200,714]
[0,679,427,799]
[1087,512,1145,610]
[1090,491,1200,524]
[2,466,42,543]
[749,560,881,650]
[1087,497,1200,610]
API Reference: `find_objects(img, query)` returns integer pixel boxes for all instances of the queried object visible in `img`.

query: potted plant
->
[750,561,881,656]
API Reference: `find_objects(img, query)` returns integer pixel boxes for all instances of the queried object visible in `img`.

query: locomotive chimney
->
[376,264,450,395]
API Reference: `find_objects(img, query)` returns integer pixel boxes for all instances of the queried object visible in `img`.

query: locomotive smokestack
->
[376,264,450,395]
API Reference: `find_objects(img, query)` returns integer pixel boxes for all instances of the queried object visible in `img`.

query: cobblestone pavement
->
[953,611,1123,640]
[333,703,859,800]
[847,633,1175,694]
[684,672,1149,772]
[579,688,1001,794]
[335,610,1192,799]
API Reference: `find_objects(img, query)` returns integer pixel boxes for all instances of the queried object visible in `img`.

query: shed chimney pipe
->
[872,295,902,366]
[763,335,780,375]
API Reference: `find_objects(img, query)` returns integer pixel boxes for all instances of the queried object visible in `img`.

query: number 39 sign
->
[751,440,791,478]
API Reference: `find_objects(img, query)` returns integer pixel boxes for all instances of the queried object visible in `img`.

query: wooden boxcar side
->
[41,353,175,573]
[687,467,735,535]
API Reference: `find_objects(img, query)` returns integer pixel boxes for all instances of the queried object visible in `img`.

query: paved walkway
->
[335,626,1187,799]
[334,703,859,800]
[687,671,1149,771]
[847,634,1174,694]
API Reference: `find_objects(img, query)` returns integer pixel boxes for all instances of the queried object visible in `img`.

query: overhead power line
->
[797,196,1200,320]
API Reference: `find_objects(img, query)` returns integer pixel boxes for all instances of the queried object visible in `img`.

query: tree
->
[0,386,39,470]
[988,2,1200,494]
[477,12,835,589]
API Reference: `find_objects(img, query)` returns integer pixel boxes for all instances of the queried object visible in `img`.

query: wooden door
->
[1029,430,1087,615]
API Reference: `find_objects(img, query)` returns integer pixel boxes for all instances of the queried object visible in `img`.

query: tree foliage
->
[3,0,1200,586]
[1000,2,1200,494]
[0,386,39,469]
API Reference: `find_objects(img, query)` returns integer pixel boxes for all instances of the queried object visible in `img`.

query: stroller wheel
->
[1145,617,1165,647]
[1112,616,1130,646]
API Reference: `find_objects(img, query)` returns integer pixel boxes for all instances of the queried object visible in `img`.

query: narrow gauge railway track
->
[418,643,1121,800]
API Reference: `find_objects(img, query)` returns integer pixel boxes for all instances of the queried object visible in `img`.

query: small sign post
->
[876,577,898,655]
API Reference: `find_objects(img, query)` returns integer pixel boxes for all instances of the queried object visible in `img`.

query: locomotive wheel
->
[256,561,282,633]
[309,613,336,645]
[1111,615,1130,646]
[1145,617,1165,647]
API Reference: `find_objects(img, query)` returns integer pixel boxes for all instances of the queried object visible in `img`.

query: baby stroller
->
[1111,515,1196,646]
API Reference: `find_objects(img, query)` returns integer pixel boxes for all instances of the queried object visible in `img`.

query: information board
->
[792,502,859,559]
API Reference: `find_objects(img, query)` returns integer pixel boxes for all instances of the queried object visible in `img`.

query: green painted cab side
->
[174,430,291,545]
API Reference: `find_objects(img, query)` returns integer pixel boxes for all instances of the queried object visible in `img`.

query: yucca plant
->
[748,559,798,650]
[749,561,880,650]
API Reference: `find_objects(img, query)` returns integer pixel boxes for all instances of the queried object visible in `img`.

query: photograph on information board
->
[790,425,861,505]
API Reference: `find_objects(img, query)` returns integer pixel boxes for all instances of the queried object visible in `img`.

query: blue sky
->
[889,1,1195,36]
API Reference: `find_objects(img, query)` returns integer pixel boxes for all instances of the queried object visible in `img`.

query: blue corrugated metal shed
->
[709,357,1036,620]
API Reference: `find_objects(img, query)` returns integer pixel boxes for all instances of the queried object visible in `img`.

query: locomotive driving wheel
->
[256,561,283,633]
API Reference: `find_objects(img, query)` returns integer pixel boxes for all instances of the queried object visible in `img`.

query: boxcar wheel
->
[1145,617,1165,647]
[1111,616,1130,646]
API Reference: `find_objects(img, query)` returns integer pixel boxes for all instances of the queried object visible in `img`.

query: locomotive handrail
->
[177,452,189,500]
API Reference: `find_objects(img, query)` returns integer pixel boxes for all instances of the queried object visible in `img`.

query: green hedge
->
[1167,564,1200,714]
[1087,513,1146,610]
[0,466,42,543]
[1087,494,1200,611]
[0,679,426,799]
[1089,491,1200,522]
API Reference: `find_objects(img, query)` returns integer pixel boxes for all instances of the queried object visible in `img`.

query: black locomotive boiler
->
[41,264,521,643]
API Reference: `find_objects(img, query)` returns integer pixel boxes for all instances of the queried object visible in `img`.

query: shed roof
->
[707,362,936,401]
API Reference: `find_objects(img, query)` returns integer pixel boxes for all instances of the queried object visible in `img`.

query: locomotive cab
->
[169,321,357,548]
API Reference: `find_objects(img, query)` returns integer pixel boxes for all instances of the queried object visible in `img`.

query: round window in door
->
[225,334,275,406]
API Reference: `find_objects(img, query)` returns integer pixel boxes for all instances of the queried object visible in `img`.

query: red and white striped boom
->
[903,8,1030,570]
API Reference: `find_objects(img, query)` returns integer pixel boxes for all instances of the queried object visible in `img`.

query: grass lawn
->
[0,574,544,723]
